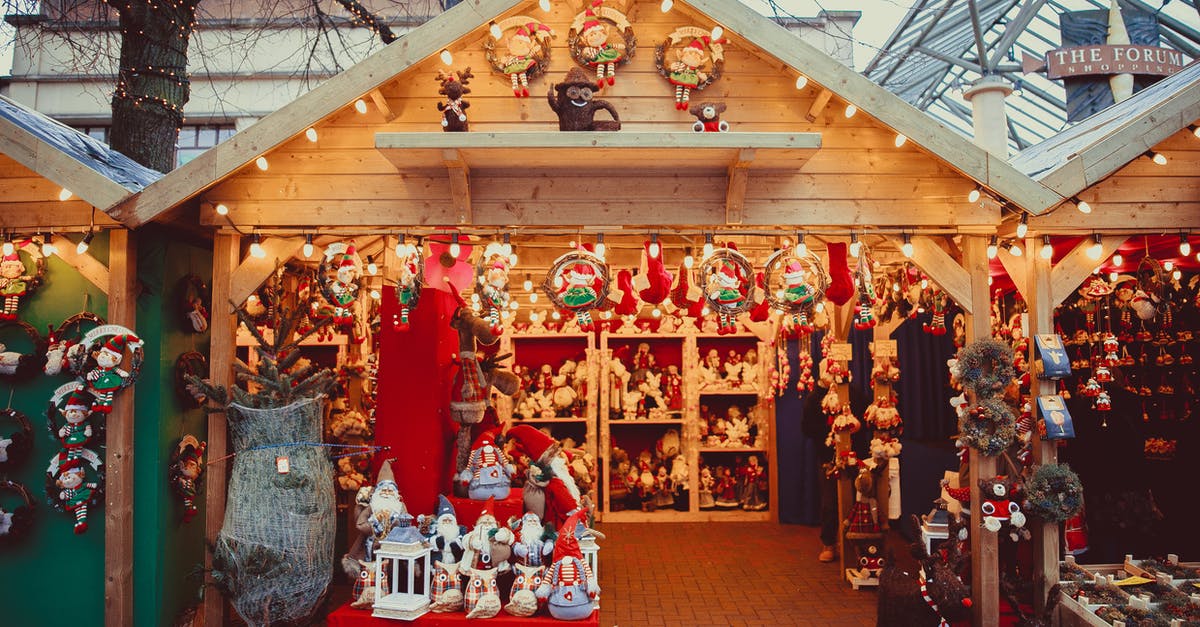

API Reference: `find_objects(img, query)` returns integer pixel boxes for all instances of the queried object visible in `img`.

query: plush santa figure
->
[85,334,142,414]
[536,511,599,620]
[506,425,583,530]
[423,494,467,612]
[505,511,555,617]
[461,427,514,500]
[365,459,407,561]
[462,497,515,619]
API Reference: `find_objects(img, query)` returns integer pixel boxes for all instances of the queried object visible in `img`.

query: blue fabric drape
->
[776,332,823,524]
[891,313,958,440]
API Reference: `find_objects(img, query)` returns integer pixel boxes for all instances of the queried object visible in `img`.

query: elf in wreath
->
[558,262,600,331]
[578,1,626,88]
[55,458,99,534]
[394,248,421,332]
[54,389,95,462]
[169,436,206,523]
[667,37,719,110]
[500,23,553,97]
[712,261,747,335]
[84,334,142,414]
[536,511,599,621]
[329,247,360,327]
[0,251,33,321]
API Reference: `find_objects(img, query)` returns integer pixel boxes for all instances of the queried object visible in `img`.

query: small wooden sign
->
[828,342,853,361]
[873,340,897,358]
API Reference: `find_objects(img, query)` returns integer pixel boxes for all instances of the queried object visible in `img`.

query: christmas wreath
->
[0,320,48,380]
[0,479,36,544]
[44,311,106,377]
[762,247,828,332]
[0,242,47,321]
[0,408,33,471]
[542,249,610,332]
[1023,463,1084,523]
[959,397,1017,457]
[955,338,1016,398]
[175,351,210,408]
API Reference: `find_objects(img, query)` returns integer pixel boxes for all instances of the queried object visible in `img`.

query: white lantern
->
[372,521,433,620]
[578,530,601,610]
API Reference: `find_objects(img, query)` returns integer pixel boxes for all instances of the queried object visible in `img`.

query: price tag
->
[1113,576,1152,587]
[828,342,853,361]
[873,340,897,358]
[276,456,291,474]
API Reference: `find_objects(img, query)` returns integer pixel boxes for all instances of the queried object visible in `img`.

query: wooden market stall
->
[101,1,1114,625]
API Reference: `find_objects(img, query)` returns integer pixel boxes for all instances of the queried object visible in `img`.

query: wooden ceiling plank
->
[1050,235,1126,306]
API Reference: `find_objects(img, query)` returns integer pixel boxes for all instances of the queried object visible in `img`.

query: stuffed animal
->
[877,516,973,627]
[979,476,1028,542]
[506,426,583,530]
[738,454,767,511]
[169,436,206,523]
[698,466,716,509]
[462,428,514,500]
[536,511,599,620]
[689,101,729,132]
[505,511,555,616]
[572,0,630,88]
[844,464,880,535]
[436,68,473,132]
[348,559,387,609]
[461,497,515,619]
[547,67,621,131]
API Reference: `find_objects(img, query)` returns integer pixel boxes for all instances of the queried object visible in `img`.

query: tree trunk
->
[109,1,198,173]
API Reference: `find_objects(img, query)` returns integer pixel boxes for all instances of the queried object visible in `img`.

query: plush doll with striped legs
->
[54,459,98,534]
[496,22,554,97]
[576,2,627,89]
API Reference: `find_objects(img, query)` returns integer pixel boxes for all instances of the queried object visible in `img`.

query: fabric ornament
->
[852,250,878,330]
[764,248,828,335]
[461,496,514,619]
[655,27,727,109]
[476,241,514,336]
[0,479,35,543]
[48,386,100,464]
[923,292,949,336]
[178,274,210,333]
[349,559,388,610]
[568,0,634,89]
[485,18,555,97]
[795,350,814,394]
[392,238,424,331]
[169,436,206,523]
[669,261,702,311]
[80,329,144,414]
[536,511,599,620]
[317,243,366,342]
[0,242,45,321]
[543,249,610,331]
[429,560,464,613]
[46,452,103,534]
[632,241,673,305]
[0,408,32,471]
[698,246,755,335]
[0,320,48,379]
[749,272,771,322]
[979,476,1029,542]
[612,269,639,317]
[825,242,854,306]
[506,511,555,617]
[436,68,474,132]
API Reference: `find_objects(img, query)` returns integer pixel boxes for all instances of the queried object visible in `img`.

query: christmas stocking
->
[633,242,673,305]
[670,262,702,310]
[613,269,640,317]
[825,242,854,306]
[750,272,771,322]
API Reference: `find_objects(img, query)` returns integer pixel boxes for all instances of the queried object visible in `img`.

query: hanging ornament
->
[169,436,206,523]
[46,383,102,462]
[174,351,209,408]
[654,26,726,109]
[543,248,610,332]
[0,408,33,471]
[476,241,514,336]
[763,247,828,336]
[0,240,45,322]
[698,246,755,335]
[0,320,48,380]
[45,447,104,535]
[852,245,879,330]
[393,239,425,332]
[44,312,106,377]
[924,291,948,336]
[795,350,814,394]
[318,243,364,342]
[0,479,35,544]
[669,260,702,313]
[71,326,144,414]
[567,0,635,89]
[485,17,555,97]
[177,274,210,334]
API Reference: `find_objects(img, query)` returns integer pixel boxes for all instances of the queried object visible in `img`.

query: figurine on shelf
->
[663,364,683,411]
[738,454,767,511]
[547,67,622,131]
[653,465,674,509]
[570,0,631,88]
[714,466,739,509]
[723,350,743,386]
[725,406,750,447]
[506,425,583,530]
[638,371,665,419]
[698,466,716,509]
[631,342,653,373]
[707,413,727,446]
[699,348,722,386]
[742,348,759,388]
[169,435,206,523]
[689,101,729,132]
[536,511,600,621]
[463,428,514,501]
[462,497,515,619]
[506,511,554,617]
[669,453,688,509]
[437,68,474,132]
[365,460,407,561]
[609,457,631,511]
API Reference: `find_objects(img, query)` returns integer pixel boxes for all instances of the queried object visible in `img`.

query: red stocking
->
[613,269,640,317]
[825,242,853,306]
[750,272,771,322]
[634,242,673,304]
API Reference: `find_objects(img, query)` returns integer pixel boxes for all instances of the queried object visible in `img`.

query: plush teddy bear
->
[688,101,729,132]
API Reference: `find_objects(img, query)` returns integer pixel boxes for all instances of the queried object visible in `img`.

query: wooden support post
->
[444,149,472,224]
[806,89,833,122]
[962,235,999,627]
[1025,237,1058,613]
[725,149,754,225]
[996,245,1028,302]
[51,234,111,294]
[368,89,397,122]
[1049,236,1126,307]
[204,233,240,627]
[104,229,136,627]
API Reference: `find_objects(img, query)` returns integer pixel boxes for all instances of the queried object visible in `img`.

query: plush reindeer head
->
[437,68,474,100]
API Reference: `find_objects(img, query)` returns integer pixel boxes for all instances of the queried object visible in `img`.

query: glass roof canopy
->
[863,0,1200,153]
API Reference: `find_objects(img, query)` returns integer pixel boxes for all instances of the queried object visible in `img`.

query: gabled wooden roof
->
[109,0,1064,228]
[0,95,161,228]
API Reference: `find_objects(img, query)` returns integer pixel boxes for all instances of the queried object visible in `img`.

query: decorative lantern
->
[372,519,433,620]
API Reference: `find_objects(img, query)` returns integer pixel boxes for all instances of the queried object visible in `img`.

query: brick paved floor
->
[595,522,881,627]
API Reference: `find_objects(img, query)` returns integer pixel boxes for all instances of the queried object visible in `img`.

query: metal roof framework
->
[863,0,1200,152]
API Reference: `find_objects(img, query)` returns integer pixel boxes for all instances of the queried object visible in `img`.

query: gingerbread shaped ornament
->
[655,28,726,110]
[568,0,636,89]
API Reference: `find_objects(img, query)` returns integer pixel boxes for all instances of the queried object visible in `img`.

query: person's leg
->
[819,473,837,561]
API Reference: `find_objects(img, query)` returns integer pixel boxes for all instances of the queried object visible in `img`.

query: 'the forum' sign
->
[1024,45,1184,80]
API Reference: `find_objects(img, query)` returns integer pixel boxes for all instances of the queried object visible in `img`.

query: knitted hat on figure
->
[478,495,497,525]
[552,511,585,561]
[506,425,560,464]
[435,494,456,522]
[339,246,357,268]
[376,458,398,490]
[101,334,132,357]
[65,389,91,412]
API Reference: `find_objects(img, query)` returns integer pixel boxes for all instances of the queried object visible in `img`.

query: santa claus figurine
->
[506,511,555,617]
[461,427,514,500]
[85,333,142,414]
[536,511,599,620]
[365,459,408,561]
[506,425,583,530]
[461,497,515,619]
[422,495,466,612]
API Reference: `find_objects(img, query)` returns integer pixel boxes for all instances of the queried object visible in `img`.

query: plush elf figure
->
[169,436,206,523]
[393,242,422,332]
[329,246,360,326]
[500,23,553,97]
[506,425,583,530]
[711,260,748,335]
[462,427,514,500]
[506,511,556,617]
[536,511,599,620]
[55,458,98,534]
[558,262,600,331]
[55,389,95,462]
[667,37,721,109]
[923,292,948,336]
[462,497,515,619]
[477,248,512,336]
[84,334,142,414]
[0,251,33,321]
[578,1,626,88]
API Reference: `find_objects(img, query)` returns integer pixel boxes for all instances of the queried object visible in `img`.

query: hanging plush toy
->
[318,243,363,341]
[486,18,555,97]
[46,454,103,534]
[568,0,634,89]
[979,476,1028,542]
[169,435,206,523]
[78,328,144,414]
[633,240,673,305]
[0,320,47,379]
[506,511,555,617]
[0,242,44,322]
[825,242,854,306]
[655,28,726,109]
[43,312,105,377]
[536,511,599,620]
[48,386,99,464]
[853,247,879,330]
[764,247,829,334]
[476,240,514,336]
[392,236,424,332]
[699,246,755,335]
[436,68,474,132]
[543,249,610,332]
[178,274,210,333]
[924,291,948,336]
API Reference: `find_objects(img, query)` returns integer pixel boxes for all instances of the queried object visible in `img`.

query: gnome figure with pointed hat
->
[420,493,468,611]
[461,496,515,619]
[536,512,599,620]
[84,333,143,414]
[462,427,514,500]
[506,425,584,530]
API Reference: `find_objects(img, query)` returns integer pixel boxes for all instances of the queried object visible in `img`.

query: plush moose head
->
[437,68,474,132]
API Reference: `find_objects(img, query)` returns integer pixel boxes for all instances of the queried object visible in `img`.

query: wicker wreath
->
[955,338,1016,398]
[393,239,424,313]
[0,320,48,380]
[484,16,556,82]
[0,479,36,544]
[959,397,1017,456]
[0,409,33,471]
[654,27,726,98]
[62,324,144,389]
[175,351,210,408]
[698,247,756,315]
[542,249,611,312]
[44,446,105,513]
[567,2,637,71]
[46,381,104,446]
[317,243,363,314]
[475,242,513,312]
[1023,463,1084,523]
[763,248,828,314]
[44,311,106,377]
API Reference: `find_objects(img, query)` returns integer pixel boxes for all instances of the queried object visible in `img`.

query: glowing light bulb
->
[1173,269,1183,281]
[539,0,551,11]
[1151,151,1168,166]
[41,238,57,256]
[1,242,12,255]
[920,278,929,290]
[76,231,94,255]
[968,188,981,203]
[892,282,900,292]
[703,242,714,258]
[489,23,502,39]
[894,134,907,148]
[684,254,694,269]
[354,99,368,114]
[215,203,229,216]
[366,256,378,275]
[529,292,538,303]
[303,235,314,258]
[510,300,519,310]
[1164,260,1174,272]
[1194,126,1200,139]
[1109,272,1119,282]
[255,156,269,170]
[794,75,808,89]
[702,306,712,316]
[652,307,662,318]
[1179,235,1191,257]
[988,276,994,286]
[439,49,454,65]
[1086,235,1103,261]
[305,128,318,142]
[844,104,857,118]
[449,242,461,258]
[1076,199,1091,214]
[1040,237,1053,260]
[1016,216,1028,239]
[710,26,724,40]
[530,311,539,322]
[795,237,807,257]
[775,289,784,299]
[849,235,861,258]
[815,302,825,313]
[660,0,673,11]
[1112,253,1123,267]
[523,277,533,291]
[551,310,561,320]
[249,236,266,259]
[370,289,381,300]
[58,188,72,201]
[987,238,998,260]
[569,239,577,249]
[1010,242,1023,257]
[901,235,913,258]
[649,235,660,259]
[509,253,518,266]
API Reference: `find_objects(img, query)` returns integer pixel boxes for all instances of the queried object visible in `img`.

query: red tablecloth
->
[447,490,525,527]
[327,604,598,626]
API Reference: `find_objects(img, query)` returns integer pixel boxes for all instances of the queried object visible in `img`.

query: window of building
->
[72,123,236,168]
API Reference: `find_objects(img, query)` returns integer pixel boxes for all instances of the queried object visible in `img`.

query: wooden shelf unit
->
[599,331,775,522]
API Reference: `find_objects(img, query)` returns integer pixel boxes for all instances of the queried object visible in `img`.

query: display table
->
[447,490,525,527]
[328,604,599,626]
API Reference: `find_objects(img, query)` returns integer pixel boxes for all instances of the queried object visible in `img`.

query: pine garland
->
[1023,463,1084,523]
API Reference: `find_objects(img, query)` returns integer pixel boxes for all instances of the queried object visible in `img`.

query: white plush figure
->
[725,407,750,446]
[0,344,21,375]
[723,357,743,385]
[669,454,688,487]
[1130,290,1157,320]
[552,372,578,413]
[639,371,666,418]
[699,349,722,386]
[741,348,759,388]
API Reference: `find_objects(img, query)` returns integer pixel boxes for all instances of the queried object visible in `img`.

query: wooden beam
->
[996,244,1027,302]
[51,234,111,294]
[961,235,999,627]
[204,233,240,627]
[885,235,974,315]
[368,88,397,122]
[0,202,120,228]
[1029,202,1200,231]
[443,149,472,224]
[726,149,754,224]
[1049,236,1126,306]
[806,89,833,122]
[104,229,136,627]
[227,236,305,311]
[1025,236,1059,614]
